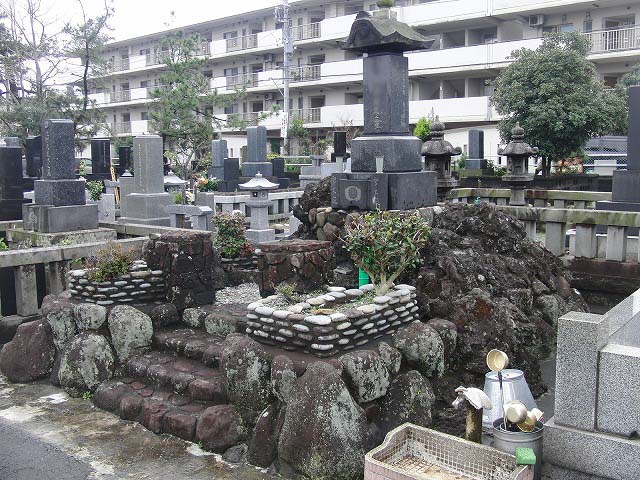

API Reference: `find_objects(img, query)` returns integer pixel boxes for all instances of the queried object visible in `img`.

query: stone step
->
[92,377,219,443]
[126,351,227,404]
[152,328,224,367]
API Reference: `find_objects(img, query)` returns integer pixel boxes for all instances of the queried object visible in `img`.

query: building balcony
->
[99,120,151,137]
[290,107,322,124]
[225,73,259,89]
[291,65,321,83]
[225,34,258,53]
[585,26,640,54]
[291,22,321,41]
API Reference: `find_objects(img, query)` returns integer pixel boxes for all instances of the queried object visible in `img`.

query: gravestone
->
[90,138,111,175]
[242,126,273,178]
[206,139,241,192]
[334,131,347,157]
[0,146,30,220]
[3,137,19,147]
[461,129,492,178]
[118,135,172,226]
[25,136,42,178]
[597,85,640,215]
[272,157,290,189]
[117,145,132,175]
[331,6,437,210]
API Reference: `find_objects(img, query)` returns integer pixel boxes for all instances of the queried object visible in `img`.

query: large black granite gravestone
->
[90,138,111,175]
[598,86,640,214]
[117,145,132,175]
[331,5,437,210]
[25,136,42,178]
[0,146,30,220]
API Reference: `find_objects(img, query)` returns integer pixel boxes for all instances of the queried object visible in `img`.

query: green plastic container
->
[358,269,370,288]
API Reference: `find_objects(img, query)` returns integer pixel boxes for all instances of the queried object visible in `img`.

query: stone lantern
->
[239,173,279,243]
[422,117,462,200]
[500,123,538,206]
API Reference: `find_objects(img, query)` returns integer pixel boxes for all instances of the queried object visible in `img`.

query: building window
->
[141,112,149,121]
[224,104,239,114]
[140,80,150,88]
[345,3,364,15]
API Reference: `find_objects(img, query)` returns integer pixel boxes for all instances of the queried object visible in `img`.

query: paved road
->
[0,418,91,480]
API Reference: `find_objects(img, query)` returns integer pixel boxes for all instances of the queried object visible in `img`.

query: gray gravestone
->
[465,129,488,170]
[41,120,76,180]
[0,146,29,220]
[25,136,42,178]
[3,137,19,147]
[211,139,228,167]
[247,126,267,163]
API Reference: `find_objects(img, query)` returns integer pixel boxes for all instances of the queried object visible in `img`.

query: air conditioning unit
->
[264,53,276,62]
[264,93,274,101]
[528,15,545,27]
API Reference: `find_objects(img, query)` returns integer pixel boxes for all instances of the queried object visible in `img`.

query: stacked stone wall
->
[221,255,258,286]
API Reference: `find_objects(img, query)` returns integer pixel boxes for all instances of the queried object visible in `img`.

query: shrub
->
[86,180,104,201]
[197,177,219,192]
[413,117,431,142]
[212,212,255,259]
[377,0,394,7]
[343,210,430,296]
[0,237,8,251]
[86,242,137,282]
[173,192,185,205]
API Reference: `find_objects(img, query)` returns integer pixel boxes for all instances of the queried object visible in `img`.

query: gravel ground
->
[215,283,262,305]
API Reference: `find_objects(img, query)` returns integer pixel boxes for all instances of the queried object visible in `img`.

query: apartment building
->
[90,0,640,164]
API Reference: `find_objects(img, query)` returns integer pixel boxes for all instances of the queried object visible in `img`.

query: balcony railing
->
[290,107,321,123]
[291,23,321,41]
[111,57,130,72]
[585,25,640,53]
[226,34,258,52]
[113,122,132,135]
[291,64,321,82]
[111,89,131,103]
[226,73,259,88]
[227,111,264,125]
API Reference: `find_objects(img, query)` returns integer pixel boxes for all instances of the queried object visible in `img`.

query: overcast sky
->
[52,0,283,41]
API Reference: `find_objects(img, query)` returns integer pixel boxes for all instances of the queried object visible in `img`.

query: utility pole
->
[275,0,293,154]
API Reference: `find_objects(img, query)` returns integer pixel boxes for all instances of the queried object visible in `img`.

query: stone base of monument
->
[459,168,496,178]
[22,203,99,233]
[118,192,172,226]
[34,178,86,206]
[7,226,116,248]
[242,162,273,178]
[350,135,422,172]
[331,171,437,210]
[246,228,276,244]
[0,199,30,221]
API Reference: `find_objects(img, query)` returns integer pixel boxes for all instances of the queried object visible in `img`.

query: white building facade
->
[91,0,640,164]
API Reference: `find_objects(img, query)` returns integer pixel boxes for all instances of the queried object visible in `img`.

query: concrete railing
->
[447,188,612,209]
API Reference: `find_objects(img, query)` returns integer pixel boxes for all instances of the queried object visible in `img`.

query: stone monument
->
[0,145,30,220]
[90,138,111,179]
[118,135,172,226]
[25,135,42,180]
[239,173,278,243]
[207,139,241,192]
[117,145,132,175]
[460,129,493,178]
[242,126,273,178]
[422,117,461,200]
[597,85,640,215]
[331,2,437,210]
[9,119,115,246]
[500,123,537,206]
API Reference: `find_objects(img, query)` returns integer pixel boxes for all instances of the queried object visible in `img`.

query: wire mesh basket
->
[365,423,533,480]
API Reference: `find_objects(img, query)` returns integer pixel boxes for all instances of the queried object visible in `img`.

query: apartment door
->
[120,82,130,102]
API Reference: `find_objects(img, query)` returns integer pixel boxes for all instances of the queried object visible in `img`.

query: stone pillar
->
[575,224,598,258]
[605,225,627,262]
[15,265,38,316]
[545,221,567,256]
[46,261,68,295]
[524,220,536,240]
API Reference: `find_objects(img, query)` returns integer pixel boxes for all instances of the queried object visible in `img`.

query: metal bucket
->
[482,369,537,430]
[493,419,543,480]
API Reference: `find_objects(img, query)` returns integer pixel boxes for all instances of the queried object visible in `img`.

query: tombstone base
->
[611,170,640,203]
[350,135,422,173]
[0,199,30,221]
[459,169,496,178]
[242,162,273,178]
[331,171,436,210]
[23,203,99,233]
[34,179,86,206]
[247,229,276,244]
[6,227,116,248]
[119,192,172,227]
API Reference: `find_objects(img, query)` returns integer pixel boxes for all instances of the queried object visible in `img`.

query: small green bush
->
[343,210,430,296]
[86,180,104,201]
[197,177,219,192]
[413,117,431,142]
[86,242,137,283]
[0,237,8,251]
[173,192,185,205]
[212,212,255,259]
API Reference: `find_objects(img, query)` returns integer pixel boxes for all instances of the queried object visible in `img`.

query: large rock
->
[195,404,247,453]
[183,307,208,328]
[149,304,179,329]
[271,355,299,403]
[393,322,445,378]
[41,295,76,350]
[204,312,236,337]
[107,305,153,362]
[58,333,115,396]
[427,318,457,368]
[339,350,390,403]
[0,320,56,382]
[220,334,274,426]
[278,362,368,480]
[73,303,107,331]
[248,403,284,468]
[379,370,435,432]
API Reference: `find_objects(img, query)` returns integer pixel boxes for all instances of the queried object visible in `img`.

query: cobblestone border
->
[242,284,419,357]
[66,260,166,306]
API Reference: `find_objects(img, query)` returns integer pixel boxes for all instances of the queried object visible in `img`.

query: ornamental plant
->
[0,237,8,251]
[197,177,219,193]
[86,180,104,201]
[86,242,137,282]
[212,212,255,259]
[413,117,431,142]
[343,210,430,296]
